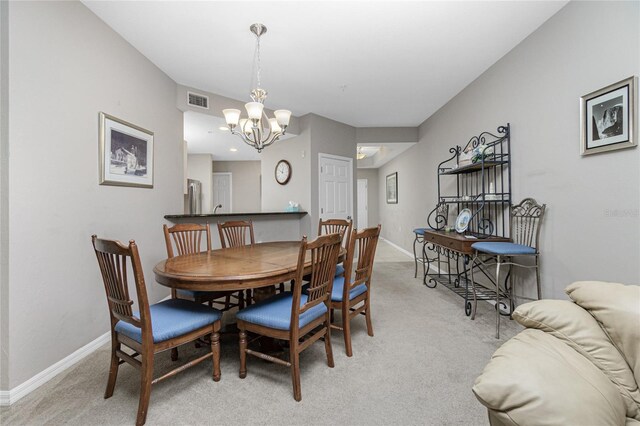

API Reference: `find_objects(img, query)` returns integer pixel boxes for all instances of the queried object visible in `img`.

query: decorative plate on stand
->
[455,209,472,233]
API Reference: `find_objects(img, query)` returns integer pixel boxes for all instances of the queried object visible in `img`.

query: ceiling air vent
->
[187,91,209,109]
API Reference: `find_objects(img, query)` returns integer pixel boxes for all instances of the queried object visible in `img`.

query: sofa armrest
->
[473,328,626,426]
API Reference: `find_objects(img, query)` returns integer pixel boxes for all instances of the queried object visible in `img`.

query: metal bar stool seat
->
[470,198,546,339]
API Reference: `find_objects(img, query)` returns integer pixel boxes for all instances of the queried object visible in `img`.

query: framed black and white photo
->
[386,172,398,204]
[99,112,154,188]
[581,76,637,156]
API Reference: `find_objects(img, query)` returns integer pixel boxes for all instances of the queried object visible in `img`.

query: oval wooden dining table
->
[153,241,346,295]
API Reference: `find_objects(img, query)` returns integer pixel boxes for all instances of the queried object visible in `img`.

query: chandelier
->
[222,23,291,153]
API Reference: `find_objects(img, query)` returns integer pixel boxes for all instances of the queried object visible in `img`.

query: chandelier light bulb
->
[245,102,264,121]
[222,109,241,127]
[274,110,292,128]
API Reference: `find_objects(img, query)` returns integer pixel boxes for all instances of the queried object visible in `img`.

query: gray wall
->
[0,0,9,391]
[212,161,261,212]
[261,115,311,216]
[5,1,183,388]
[309,114,358,236]
[357,168,379,228]
[378,1,640,299]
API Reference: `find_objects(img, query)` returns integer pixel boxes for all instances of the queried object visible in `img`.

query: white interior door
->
[319,154,352,221]
[212,172,232,213]
[357,179,368,228]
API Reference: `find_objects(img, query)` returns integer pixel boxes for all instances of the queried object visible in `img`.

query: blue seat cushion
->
[472,242,536,255]
[335,263,345,277]
[236,292,327,330]
[114,298,222,344]
[331,276,368,302]
[413,228,430,236]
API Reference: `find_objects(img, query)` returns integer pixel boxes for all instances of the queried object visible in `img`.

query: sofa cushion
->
[473,328,626,426]
[514,299,640,420]
[566,282,640,385]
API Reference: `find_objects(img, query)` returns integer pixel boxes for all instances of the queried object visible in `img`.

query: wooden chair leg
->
[278,282,285,293]
[324,312,335,368]
[136,352,153,426]
[239,330,247,379]
[342,305,353,357]
[104,339,120,399]
[211,330,221,382]
[290,341,302,401]
[246,289,252,307]
[170,347,178,362]
[238,291,245,310]
[365,295,374,337]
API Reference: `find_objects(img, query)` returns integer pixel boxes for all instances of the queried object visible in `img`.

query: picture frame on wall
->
[99,112,154,188]
[386,172,398,204]
[580,76,637,156]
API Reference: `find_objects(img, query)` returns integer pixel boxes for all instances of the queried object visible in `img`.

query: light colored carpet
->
[0,241,521,425]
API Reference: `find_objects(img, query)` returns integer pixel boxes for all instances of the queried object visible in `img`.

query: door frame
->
[318,153,354,222]
[212,172,232,213]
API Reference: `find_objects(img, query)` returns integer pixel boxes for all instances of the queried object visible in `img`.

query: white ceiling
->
[84,1,567,128]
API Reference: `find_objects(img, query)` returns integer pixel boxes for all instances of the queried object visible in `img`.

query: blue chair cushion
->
[472,242,536,255]
[114,298,222,344]
[331,276,368,302]
[335,263,345,277]
[413,228,429,236]
[236,292,327,330]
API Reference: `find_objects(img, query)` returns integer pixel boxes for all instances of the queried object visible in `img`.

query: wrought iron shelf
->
[439,160,509,175]
[440,198,510,204]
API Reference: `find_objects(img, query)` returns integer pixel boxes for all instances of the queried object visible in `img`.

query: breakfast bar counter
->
[164,211,309,248]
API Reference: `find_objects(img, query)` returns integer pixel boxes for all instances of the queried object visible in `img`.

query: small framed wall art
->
[99,112,154,188]
[386,172,398,204]
[580,76,637,156]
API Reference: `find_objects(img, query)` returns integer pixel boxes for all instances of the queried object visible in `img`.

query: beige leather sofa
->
[473,281,640,425]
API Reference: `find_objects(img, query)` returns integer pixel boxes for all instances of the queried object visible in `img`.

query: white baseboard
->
[0,295,171,406]
[379,237,414,259]
[0,330,110,406]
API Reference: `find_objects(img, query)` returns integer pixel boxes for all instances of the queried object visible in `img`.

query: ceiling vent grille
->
[187,91,209,109]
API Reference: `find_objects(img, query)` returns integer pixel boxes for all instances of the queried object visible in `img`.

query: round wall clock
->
[275,159,292,185]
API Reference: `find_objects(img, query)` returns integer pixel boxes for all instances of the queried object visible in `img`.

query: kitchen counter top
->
[164,211,308,219]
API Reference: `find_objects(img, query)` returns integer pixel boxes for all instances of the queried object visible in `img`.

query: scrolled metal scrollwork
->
[427,202,449,230]
[478,218,495,236]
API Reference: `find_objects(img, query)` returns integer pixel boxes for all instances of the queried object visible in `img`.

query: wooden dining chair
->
[163,223,243,311]
[330,225,381,357]
[92,235,222,426]
[318,218,353,278]
[217,220,263,299]
[218,220,255,248]
[236,233,342,401]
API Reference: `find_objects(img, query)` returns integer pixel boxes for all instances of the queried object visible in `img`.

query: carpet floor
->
[1,241,521,425]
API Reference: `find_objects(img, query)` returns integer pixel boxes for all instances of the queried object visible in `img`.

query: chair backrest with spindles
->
[163,223,212,258]
[510,198,546,251]
[218,220,255,248]
[342,225,381,300]
[318,218,352,248]
[92,235,151,340]
[291,233,343,330]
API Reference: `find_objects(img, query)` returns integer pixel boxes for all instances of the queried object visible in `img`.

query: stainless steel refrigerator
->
[187,179,202,214]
